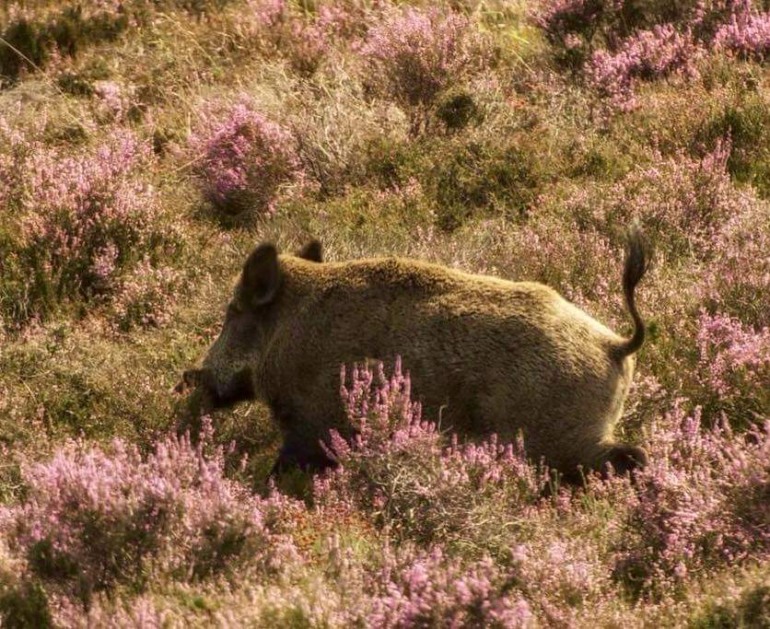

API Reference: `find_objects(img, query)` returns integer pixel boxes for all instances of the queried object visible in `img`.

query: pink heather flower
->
[587,24,702,111]
[714,9,770,58]
[110,259,182,331]
[1,421,303,601]
[696,311,770,406]
[93,81,129,121]
[360,7,486,114]
[537,0,608,46]
[91,243,120,284]
[247,0,288,29]
[537,1,765,107]
[0,128,176,324]
[618,401,770,592]
[316,359,547,549]
[242,0,332,75]
[368,546,535,627]
[188,98,300,220]
[699,201,770,329]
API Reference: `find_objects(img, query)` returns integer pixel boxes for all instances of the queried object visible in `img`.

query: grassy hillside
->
[0,0,769,625]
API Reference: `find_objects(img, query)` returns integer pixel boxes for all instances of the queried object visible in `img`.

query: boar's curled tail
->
[612,222,649,361]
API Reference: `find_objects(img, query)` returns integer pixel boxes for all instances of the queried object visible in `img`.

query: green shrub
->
[700,91,770,197]
[0,6,128,81]
[434,89,481,132]
[0,580,52,629]
[430,138,542,231]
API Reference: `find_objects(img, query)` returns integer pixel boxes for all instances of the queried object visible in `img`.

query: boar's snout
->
[175,366,254,409]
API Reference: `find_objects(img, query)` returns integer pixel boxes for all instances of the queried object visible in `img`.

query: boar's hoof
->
[602,444,648,479]
[269,443,337,477]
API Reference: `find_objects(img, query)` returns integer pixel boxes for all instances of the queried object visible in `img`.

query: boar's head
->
[177,239,322,410]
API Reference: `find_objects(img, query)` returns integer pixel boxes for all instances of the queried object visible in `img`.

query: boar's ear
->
[240,243,281,307]
[296,239,322,262]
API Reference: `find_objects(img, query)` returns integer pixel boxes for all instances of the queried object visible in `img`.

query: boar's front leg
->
[269,438,336,477]
[268,401,338,476]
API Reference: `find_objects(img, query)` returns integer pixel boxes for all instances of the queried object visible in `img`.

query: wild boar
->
[178,227,649,481]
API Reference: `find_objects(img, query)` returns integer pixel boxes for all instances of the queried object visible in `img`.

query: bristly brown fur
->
[612,222,649,361]
[186,232,649,480]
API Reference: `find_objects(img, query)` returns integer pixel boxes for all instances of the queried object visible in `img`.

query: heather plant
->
[538,0,770,109]
[238,0,375,76]
[587,24,701,111]
[366,546,534,627]
[0,420,302,606]
[360,7,490,134]
[240,0,331,76]
[714,7,770,59]
[695,312,770,421]
[316,359,548,552]
[92,80,132,123]
[537,0,742,49]
[501,215,621,311]
[698,201,770,328]
[0,128,179,328]
[505,533,624,626]
[617,402,770,595]
[537,0,700,69]
[556,138,746,261]
[188,98,301,226]
[536,0,608,63]
[109,259,182,332]
[697,90,770,195]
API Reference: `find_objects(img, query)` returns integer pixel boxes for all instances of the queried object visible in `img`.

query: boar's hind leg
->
[269,439,336,477]
[597,443,648,479]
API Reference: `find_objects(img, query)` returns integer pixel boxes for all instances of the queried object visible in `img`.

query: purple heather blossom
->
[188,98,300,219]
[587,24,702,111]
[1,419,302,601]
[714,9,770,58]
[360,6,487,120]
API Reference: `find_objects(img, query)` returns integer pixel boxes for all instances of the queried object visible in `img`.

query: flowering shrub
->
[619,403,770,594]
[360,7,488,132]
[0,129,178,327]
[698,202,770,328]
[557,138,744,260]
[1,420,301,604]
[188,99,300,224]
[536,0,614,68]
[368,547,534,627]
[587,24,701,111]
[2,363,770,624]
[695,312,770,420]
[93,80,132,122]
[538,0,770,109]
[316,359,547,551]
[714,9,770,59]
[109,259,182,332]
[241,0,331,76]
